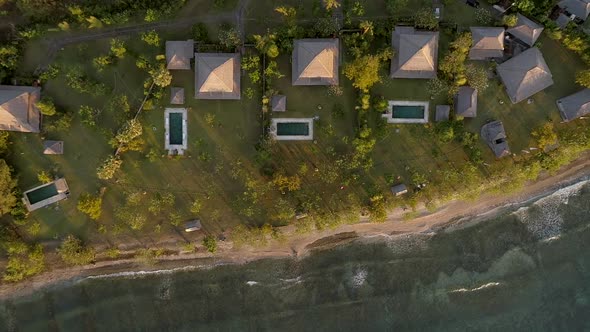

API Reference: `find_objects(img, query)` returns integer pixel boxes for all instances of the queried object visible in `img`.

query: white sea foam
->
[351,269,368,287]
[449,282,501,293]
[514,180,589,240]
[246,281,258,286]
[79,262,231,282]
[280,276,303,284]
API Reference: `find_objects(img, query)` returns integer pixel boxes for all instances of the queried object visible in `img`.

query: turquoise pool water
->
[169,113,183,145]
[277,122,309,136]
[26,183,58,204]
[392,105,425,119]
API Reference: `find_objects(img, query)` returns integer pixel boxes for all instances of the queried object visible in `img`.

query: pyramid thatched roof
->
[292,39,339,85]
[481,120,510,158]
[469,27,505,60]
[271,95,287,112]
[391,27,438,79]
[507,14,544,46]
[497,47,553,103]
[166,40,194,70]
[0,85,41,133]
[170,87,185,105]
[195,53,240,100]
[559,0,590,20]
[557,89,590,122]
[43,140,63,154]
[455,86,477,118]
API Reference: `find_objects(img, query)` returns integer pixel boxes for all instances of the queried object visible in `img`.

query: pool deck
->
[383,100,430,124]
[23,178,70,212]
[270,118,314,141]
[164,108,188,155]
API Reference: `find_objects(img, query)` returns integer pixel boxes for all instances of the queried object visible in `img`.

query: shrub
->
[218,27,241,50]
[77,192,103,220]
[57,235,95,266]
[414,7,438,30]
[3,243,45,282]
[0,159,17,216]
[37,170,52,183]
[465,64,489,92]
[203,235,217,253]
[36,97,57,116]
[192,23,210,42]
[575,69,590,89]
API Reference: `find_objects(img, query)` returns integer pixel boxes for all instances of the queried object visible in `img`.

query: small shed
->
[455,86,478,118]
[435,105,450,122]
[170,87,185,105]
[184,220,202,232]
[391,184,408,196]
[271,95,287,112]
[481,120,510,158]
[43,140,64,155]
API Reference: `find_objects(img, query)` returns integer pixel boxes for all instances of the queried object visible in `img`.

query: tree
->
[502,14,518,27]
[515,0,534,14]
[0,45,19,81]
[36,96,56,116]
[3,243,45,282]
[532,123,558,151]
[275,6,297,25]
[218,27,241,50]
[264,61,284,82]
[57,235,95,266]
[386,0,408,15]
[97,155,122,180]
[15,0,58,19]
[111,119,143,151]
[314,17,340,37]
[465,64,489,92]
[414,7,438,30]
[0,159,17,216]
[141,30,160,46]
[475,7,492,25]
[37,170,52,183]
[109,39,126,59]
[77,192,103,220]
[149,65,172,87]
[575,70,590,88]
[323,0,340,11]
[203,235,217,253]
[343,49,392,92]
[93,55,113,72]
[253,33,280,58]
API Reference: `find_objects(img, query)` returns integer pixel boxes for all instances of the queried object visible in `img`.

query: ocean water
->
[1,179,590,331]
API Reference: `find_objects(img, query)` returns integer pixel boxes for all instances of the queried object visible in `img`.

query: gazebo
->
[481,120,510,158]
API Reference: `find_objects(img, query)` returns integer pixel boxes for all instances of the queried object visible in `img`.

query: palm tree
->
[324,0,341,11]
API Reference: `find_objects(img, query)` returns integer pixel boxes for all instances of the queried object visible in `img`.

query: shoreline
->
[1,156,589,301]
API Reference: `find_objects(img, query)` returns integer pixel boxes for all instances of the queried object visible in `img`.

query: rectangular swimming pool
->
[276,122,310,136]
[392,105,425,119]
[383,101,430,124]
[169,112,183,145]
[26,183,58,205]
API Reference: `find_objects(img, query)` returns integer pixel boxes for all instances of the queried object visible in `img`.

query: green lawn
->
[5,5,589,247]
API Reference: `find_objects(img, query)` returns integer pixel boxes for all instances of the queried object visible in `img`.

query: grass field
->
[4,0,589,249]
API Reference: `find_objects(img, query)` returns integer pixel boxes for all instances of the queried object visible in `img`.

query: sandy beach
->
[1,154,589,300]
